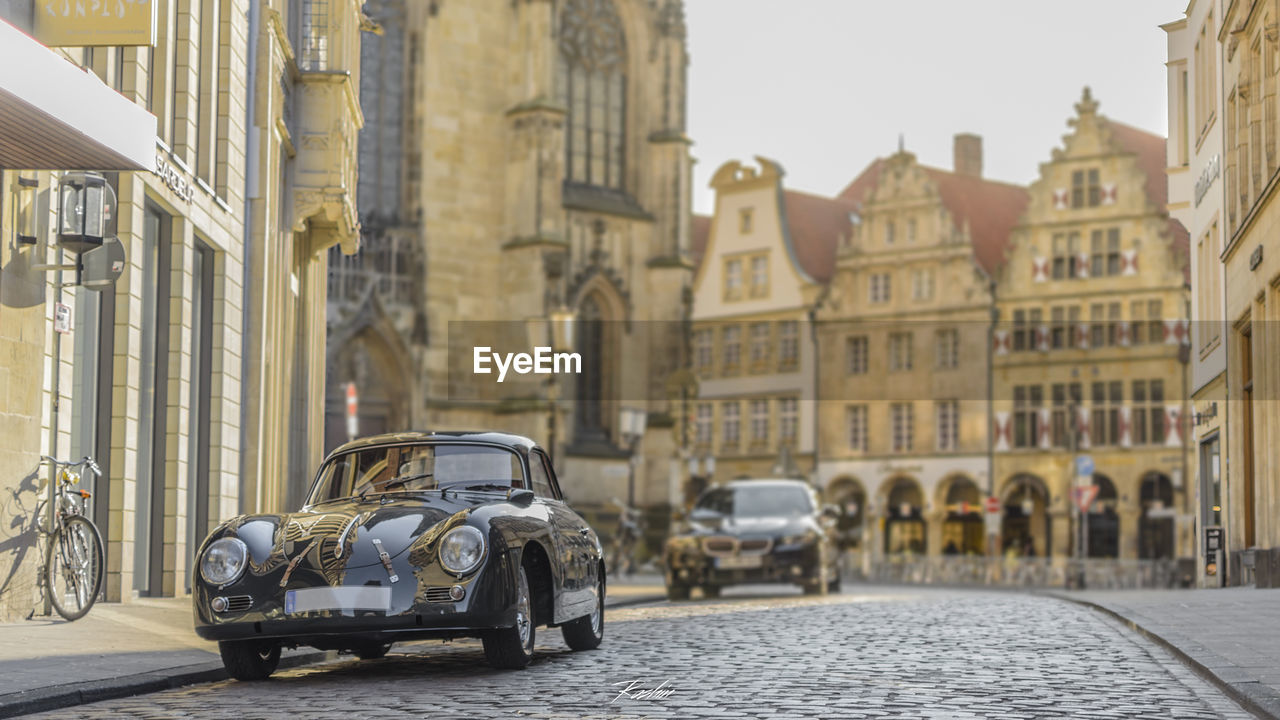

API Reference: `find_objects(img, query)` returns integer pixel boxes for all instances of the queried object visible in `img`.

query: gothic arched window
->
[557,0,627,190]
[575,293,608,438]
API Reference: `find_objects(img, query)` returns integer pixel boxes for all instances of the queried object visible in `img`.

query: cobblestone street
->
[27,587,1254,719]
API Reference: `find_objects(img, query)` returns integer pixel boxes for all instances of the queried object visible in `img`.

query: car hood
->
[682,515,815,538]
[221,493,493,571]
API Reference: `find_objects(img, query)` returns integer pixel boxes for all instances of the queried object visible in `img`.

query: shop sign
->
[154,152,195,203]
[1194,155,1219,207]
[35,0,157,48]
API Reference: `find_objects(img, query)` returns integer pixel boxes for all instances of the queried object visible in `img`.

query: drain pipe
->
[238,0,261,515]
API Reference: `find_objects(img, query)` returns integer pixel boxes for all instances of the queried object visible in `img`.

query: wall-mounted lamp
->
[57,172,116,254]
[16,176,39,245]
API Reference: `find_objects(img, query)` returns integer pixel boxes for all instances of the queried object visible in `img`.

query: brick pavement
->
[21,587,1256,719]
[1054,586,1280,719]
[0,576,667,717]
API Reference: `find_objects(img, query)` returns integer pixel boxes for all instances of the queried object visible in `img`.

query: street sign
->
[53,302,72,334]
[1071,485,1099,514]
[1075,455,1094,479]
[985,496,1000,515]
[984,497,1001,535]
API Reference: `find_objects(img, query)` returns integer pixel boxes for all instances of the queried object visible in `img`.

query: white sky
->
[686,1,1189,214]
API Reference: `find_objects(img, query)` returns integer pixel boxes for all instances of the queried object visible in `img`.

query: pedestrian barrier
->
[856,555,1184,590]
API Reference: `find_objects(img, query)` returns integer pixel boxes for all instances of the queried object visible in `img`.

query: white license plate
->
[716,555,763,570]
[284,586,392,614]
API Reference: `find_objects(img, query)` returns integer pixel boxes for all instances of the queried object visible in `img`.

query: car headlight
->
[200,537,249,586]
[439,526,486,575]
[780,530,819,547]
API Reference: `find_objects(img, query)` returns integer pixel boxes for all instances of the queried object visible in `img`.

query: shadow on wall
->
[0,465,45,618]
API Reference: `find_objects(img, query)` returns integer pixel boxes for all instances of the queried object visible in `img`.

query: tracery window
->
[557,0,628,189]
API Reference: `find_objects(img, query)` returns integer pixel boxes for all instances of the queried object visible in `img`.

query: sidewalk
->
[0,578,666,718]
[0,597,333,718]
[1051,587,1280,719]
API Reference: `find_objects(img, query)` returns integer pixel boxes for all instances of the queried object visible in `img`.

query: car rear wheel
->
[483,564,535,669]
[561,572,604,651]
[219,640,281,681]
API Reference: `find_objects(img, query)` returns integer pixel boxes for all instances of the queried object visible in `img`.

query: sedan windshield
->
[307,443,524,505]
[696,485,814,518]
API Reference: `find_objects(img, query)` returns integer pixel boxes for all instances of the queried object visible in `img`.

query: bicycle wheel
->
[45,515,104,621]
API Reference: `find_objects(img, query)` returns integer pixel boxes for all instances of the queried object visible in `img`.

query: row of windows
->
[1011,380,1168,449]
[694,321,800,377]
[1048,227,1125,279]
[846,329,961,374]
[1009,300,1166,350]
[695,397,799,451]
[866,268,936,305]
[722,253,769,301]
[845,400,960,454]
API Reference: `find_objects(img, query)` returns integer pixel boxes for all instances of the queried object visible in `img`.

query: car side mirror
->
[821,504,840,519]
[508,488,535,506]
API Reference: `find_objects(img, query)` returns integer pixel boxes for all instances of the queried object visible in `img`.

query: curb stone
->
[1052,593,1280,720]
[0,650,337,719]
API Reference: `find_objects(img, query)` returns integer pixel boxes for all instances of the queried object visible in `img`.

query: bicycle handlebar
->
[40,455,101,477]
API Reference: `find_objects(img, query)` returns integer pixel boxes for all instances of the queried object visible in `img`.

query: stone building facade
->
[1164,0,1229,587]
[0,0,363,620]
[689,157,847,495]
[326,0,694,520]
[692,92,1192,578]
[1217,0,1280,587]
[994,90,1193,566]
[814,136,1027,568]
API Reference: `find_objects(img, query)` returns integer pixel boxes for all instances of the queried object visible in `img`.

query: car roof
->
[325,431,539,460]
[721,478,813,491]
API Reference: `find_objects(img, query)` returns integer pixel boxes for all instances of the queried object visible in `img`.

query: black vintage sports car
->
[663,479,841,600]
[193,431,605,679]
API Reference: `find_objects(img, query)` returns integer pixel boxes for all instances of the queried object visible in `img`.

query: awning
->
[0,19,155,171]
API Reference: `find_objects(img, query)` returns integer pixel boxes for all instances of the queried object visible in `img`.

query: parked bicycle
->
[38,455,104,621]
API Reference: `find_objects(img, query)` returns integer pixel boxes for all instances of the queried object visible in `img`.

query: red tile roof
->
[1104,119,1168,212]
[780,189,855,283]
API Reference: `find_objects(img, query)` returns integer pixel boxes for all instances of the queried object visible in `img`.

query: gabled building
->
[689,157,849,493]
[814,135,1027,565]
[993,89,1192,567]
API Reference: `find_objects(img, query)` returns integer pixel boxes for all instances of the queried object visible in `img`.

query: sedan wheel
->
[562,572,605,650]
[483,564,535,669]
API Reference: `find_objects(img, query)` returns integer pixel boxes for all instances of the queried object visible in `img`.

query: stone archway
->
[1138,471,1176,560]
[1000,474,1051,558]
[938,475,984,555]
[826,477,866,551]
[1087,474,1120,558]
[325,292,416,453]
[880,476,926,556]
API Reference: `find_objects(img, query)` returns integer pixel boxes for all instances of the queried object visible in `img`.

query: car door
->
[530,450,596,616]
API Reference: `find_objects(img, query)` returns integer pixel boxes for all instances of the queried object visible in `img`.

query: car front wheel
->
[562,572,604,650]
[483,564,535,669]
[219,640,281,681]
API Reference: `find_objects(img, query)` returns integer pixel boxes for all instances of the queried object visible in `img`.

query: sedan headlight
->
[439,526,486,575]
[200,537,249,586]
[779,530,819,547]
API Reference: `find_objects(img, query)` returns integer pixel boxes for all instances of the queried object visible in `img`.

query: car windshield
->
[696,484,814,518]
[307,443,524,505]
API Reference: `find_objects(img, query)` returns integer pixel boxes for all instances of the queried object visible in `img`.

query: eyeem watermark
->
[473,346,582,383]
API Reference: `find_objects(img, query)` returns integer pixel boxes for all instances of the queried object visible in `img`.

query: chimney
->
[954,133,983,178]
